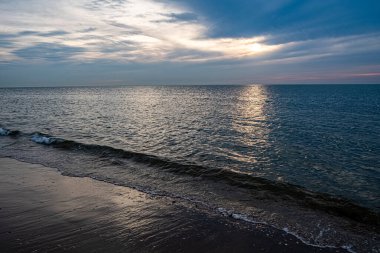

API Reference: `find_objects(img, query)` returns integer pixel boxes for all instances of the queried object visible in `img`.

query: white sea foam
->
[280,227,354,252]
[216,207,267,225]
[31,134,57,144]
[216,207,356,253]
[341,245,356,253]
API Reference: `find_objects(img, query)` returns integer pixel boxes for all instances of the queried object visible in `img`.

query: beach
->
[0,157,346,253]
[1,0,379,251]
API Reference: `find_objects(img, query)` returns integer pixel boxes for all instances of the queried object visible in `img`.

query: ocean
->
[1,84,379,251]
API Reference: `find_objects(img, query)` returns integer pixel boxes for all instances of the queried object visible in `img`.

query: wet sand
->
[0,158,344,253]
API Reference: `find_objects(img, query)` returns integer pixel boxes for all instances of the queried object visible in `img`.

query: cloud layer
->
[0,0,284,63]
[0,0,379,85]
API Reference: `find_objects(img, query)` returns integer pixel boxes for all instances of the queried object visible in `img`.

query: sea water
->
[1,84,379,251]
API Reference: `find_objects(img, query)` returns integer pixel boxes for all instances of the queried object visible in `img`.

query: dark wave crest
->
[0,127,20,136]
[4,131,380,226]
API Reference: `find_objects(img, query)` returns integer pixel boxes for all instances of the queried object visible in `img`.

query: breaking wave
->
[0,127,20,136]
[3,130,379,226]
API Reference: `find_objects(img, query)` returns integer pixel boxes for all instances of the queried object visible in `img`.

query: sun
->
[249,43,263,52]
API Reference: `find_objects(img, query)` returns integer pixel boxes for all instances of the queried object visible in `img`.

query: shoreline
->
[0,158,345,253]
[1,128,379,218]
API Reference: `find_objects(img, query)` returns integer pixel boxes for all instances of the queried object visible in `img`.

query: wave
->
[31,133,63,144]
[0,127,20,136]
[3,131,380,226]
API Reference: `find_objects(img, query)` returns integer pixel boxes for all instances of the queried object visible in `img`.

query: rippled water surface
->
[1,85,380,209]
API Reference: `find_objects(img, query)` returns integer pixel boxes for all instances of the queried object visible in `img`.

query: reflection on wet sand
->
[0,158,341,253]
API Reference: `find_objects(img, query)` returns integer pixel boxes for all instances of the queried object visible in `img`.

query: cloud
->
[18,31,40,36]
[0,41,13,48]
[0,0,283,63]
[258,33,380,64]
[0,31,39,39]
[157,12,199,23]
[79,27,97,33]
[0,0,379,85]
[13,43,85,61]
[169,0,380,41]
[2,0,378,65]
[39,30,69,37]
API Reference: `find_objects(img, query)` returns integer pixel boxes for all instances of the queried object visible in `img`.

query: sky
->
[0,0,380,86]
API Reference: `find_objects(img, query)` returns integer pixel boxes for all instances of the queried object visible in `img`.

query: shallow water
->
[0,158,346,253]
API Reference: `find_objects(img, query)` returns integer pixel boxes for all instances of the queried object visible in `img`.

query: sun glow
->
[250,43,263,52]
